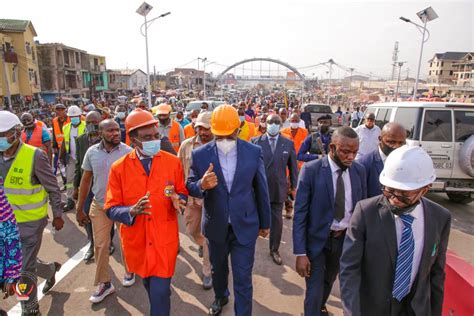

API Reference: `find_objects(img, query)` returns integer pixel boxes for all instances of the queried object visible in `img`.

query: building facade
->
[0,19,41,109]
[111,69,147,91]
[449,53,474,99]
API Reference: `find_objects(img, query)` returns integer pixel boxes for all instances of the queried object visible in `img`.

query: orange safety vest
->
[183,123,196,139]
[52,117,70,148]
[168,120,181,153]
[104,149,188,278]
[281,127,308,169]
[248,122,256,140]
[21,121,48,151]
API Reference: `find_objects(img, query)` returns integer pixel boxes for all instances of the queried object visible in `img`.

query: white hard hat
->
[379,145,436,191]
[67,105,82,117]
[0,111,22,132]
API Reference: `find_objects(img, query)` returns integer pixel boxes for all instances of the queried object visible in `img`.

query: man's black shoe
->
[270,251,283,265]
[109,244,115,255]
[320,305,329,316]
[84,246,94,262]
[43,262,61,294]
[208,297,229,315]
[63,199,75,212]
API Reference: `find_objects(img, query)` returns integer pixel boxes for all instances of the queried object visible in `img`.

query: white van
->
[362,102,474,204]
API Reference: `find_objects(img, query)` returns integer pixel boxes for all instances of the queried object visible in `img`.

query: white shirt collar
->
[394,201,423,220]
[327,154,342,174]
[378,146,387,163]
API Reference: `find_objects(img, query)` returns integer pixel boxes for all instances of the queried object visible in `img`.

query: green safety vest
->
[63,121,85,153]
[4,144,48,223]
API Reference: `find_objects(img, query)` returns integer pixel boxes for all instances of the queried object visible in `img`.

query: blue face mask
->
[267,123,280,136]
[0,137,13,152]
[71,117,81,125]
[116,112,126,120]
[141,140,161,156]
[239,116,246,122]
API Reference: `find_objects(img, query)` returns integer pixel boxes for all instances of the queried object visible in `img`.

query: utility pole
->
[349,68,355,92]
[395,61,406,101]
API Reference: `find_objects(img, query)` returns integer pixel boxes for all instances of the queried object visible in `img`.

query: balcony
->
[4,51,18,63]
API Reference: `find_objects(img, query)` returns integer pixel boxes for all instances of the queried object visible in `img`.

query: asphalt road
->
[3,192,472,315]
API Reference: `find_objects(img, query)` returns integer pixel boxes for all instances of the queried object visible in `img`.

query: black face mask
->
[86,124,99,134]
[382,196,420,216]
[159,118,170,126]
[331,145,348,171]
[320,126,329,134]
[380,140,396,157]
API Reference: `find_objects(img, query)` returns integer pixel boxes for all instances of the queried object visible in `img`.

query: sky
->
[3,0,473,80]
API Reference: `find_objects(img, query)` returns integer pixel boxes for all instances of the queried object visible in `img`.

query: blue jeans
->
[142,276,171,316]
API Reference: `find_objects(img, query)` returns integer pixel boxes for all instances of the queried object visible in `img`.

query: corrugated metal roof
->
[438,52,473,60]
[0,19,36,35]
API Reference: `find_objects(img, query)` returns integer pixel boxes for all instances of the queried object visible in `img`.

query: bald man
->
[358,122,407,198]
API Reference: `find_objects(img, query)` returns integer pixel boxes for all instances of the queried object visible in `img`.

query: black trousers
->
[321,230,346,308]
[269,202,284,252]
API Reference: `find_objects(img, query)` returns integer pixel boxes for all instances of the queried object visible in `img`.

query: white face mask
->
[290,122,299,129]
[216,138,236,154]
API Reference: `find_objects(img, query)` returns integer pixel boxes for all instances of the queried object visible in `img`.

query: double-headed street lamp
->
[136,2,171,108]
[400,6,438,100]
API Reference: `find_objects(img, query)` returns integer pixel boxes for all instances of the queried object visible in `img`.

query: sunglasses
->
[267,120,281,125]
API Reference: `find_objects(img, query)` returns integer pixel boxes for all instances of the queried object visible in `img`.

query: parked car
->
[184,100,225,117]
[361,102,474,204]
[302,103,340,131]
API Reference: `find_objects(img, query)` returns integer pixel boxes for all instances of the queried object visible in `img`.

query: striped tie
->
[392,213,415,301]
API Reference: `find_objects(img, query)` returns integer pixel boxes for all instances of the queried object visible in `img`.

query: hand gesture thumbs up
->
[201,163,218,190]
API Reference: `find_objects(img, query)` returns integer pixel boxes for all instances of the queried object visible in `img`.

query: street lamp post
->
[395,61,407,101]
[136,2,171,108]
[198,57,207,99]
[400,6,438,100]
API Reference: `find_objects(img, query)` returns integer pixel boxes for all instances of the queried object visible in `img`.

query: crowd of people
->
[0,95,451,316]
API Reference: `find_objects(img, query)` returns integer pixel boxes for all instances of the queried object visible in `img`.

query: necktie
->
[334,169,345,222]
[140,157,152,176]
[392,214,415,301]
[270,137,276,153]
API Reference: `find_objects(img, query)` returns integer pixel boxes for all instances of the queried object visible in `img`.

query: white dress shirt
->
[355,124,381,160]
[394,203,425,291]
[327,155,353,231]
[378,146,387,163]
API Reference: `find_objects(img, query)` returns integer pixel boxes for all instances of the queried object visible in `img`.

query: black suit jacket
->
[340,195,451,316]
[251,133,298,204]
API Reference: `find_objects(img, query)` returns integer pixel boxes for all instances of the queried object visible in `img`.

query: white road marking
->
[8,243,90,315]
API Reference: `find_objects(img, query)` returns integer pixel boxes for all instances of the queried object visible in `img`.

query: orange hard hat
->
[211,104,240,136]
[153,103,171,115]
[125,109,158,133]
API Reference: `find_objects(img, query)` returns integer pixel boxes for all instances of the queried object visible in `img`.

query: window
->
[440,70,443,75]
[454,111,474,142]
[393,108,420,139]
[32,48,36,61]
[430,62,433,67]
[441,62,444,67]
[450,70,453,76]
[422,110,452,142]
[64,51,70,66]
[28,68,34,81]
[25,42,32,54]
[429,71,432,75]
[375,108,392,129]
[75,52,80,64]
[12,66,17,82]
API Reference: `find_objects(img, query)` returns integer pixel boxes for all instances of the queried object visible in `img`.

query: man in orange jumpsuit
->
[104,109,188,316]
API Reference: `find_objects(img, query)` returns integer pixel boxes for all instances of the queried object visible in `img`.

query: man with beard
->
[297,115,332,163]
[293,126,367,316]
[155,103,184,153]
[340,146,451,316]
[75,119,132,303]
[20,112,52,162]
[359,122,407,198]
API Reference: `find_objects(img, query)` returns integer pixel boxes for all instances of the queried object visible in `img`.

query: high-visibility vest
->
[168,121,181,153]
[63,121,86,153]
[52,117,70,148]
[21,121,47,150]
[183,123,196,139]
[4,144,48,223]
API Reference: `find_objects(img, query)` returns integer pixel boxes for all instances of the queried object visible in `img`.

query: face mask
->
[116,112,126,120]
[141,140,161,156]
[239,116,246,122]
[320,125,329,134]
[159,118,170,126]
[176,117,183,122]
[71,117,81,125]
[380,140,396,157]
[382,196,420,216]
[216,139,236,154]
[290,122,299,129]
[86,124,99,134]
[267,123,280,136]
[0,137,13,152]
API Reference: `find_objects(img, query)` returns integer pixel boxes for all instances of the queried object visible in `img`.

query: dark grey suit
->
[251,133,298,252]
[340,195,451,316]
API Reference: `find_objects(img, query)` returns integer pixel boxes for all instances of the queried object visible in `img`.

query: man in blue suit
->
[251,114,298,265]
[186,104,271,316]
[358,122,406,198]
[293,126,367,316]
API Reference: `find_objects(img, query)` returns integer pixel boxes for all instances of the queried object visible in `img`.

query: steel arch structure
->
[216,57,305,83]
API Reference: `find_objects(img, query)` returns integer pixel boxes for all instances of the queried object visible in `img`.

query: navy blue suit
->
[293,156,367,315]
[358,149,384,198]
[251,133,298,252]
[186,139,271,316]
[297,132,331,162]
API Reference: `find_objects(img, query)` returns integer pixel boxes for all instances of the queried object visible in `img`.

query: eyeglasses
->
[382,186,416,204]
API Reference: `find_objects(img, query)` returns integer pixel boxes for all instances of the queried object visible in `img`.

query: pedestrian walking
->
[186,104,271,315]
[155,103,184,153]
[354,112,381,160]
[293,126,367,316]
[297,115,332,163]
[20,112,52,162]
[340,146,451,316]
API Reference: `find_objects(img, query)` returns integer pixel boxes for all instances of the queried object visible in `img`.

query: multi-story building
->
[37,43,89,103]
[84,54,108,98]
[166,68,206,90]
[450,53,474,99]
[111,69,147,91]
[0,19,41,109]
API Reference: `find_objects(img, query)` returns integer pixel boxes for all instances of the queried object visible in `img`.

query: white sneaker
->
[89,282,115,303]
[122,273,135,287]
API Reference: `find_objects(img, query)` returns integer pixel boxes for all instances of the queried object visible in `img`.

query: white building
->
[111,69,147,91]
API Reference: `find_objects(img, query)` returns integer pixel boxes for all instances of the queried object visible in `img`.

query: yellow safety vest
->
[63,121,86,153]
[4,144,48,223]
